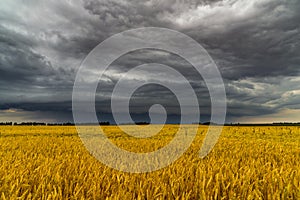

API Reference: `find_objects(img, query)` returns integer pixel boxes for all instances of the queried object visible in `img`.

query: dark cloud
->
[179,0,300,80]
[0,25,54,83]
[0,0,299,122]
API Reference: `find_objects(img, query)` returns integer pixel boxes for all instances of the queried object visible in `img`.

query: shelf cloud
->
[0,0,299,123]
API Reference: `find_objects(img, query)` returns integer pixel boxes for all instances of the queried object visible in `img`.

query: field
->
[0,125,299,199]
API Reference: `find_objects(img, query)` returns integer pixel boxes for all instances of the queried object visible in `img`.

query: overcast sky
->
[0,0,300,123]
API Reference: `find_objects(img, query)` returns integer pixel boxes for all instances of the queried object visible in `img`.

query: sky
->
[0,0,300,123]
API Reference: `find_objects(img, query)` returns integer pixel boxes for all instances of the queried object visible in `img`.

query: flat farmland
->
[0,125,299,199]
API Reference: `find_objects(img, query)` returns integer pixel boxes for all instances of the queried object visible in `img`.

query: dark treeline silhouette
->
[194,122,300,126]
[74,122,110,126]
[0,122,13,126]
[0,122,110,126]
[15,122,47,126]
[119,122,150,125]
[224,122,300,126]
[1,121,300,126]
[198,122,219,125]
[47,122,74,126]
[135,122,150,125]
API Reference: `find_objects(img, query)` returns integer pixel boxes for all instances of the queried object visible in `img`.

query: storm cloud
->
[0,0,300,123]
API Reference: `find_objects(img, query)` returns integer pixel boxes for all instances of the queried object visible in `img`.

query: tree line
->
[0,122,110,126]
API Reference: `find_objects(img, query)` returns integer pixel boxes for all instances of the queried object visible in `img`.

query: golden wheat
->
[0,125,299,199]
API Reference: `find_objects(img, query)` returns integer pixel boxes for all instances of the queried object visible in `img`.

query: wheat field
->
[0,125,299,199]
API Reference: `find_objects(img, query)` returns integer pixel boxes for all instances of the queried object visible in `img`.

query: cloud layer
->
[0,0,300,123]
